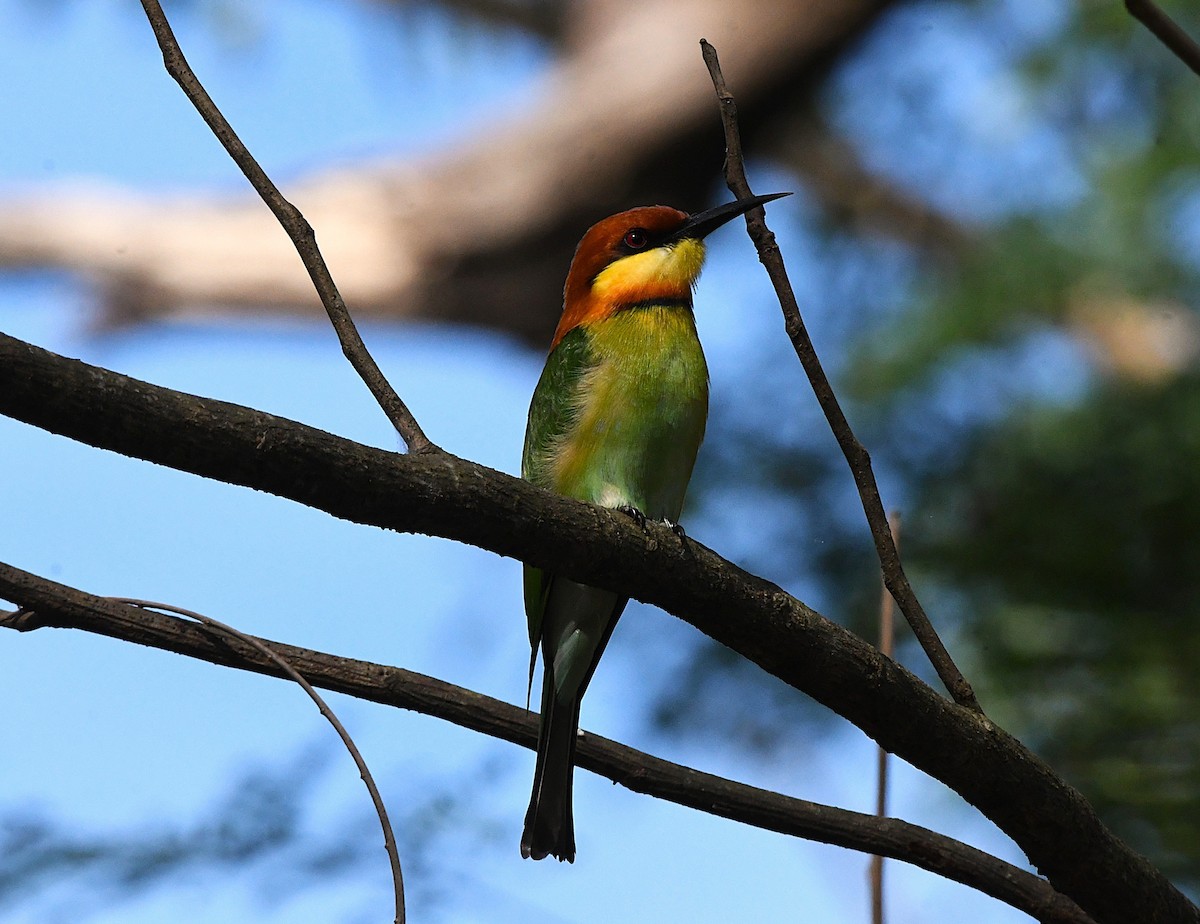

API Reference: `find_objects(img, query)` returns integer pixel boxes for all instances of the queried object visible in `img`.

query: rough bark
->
[0,331,1195,924]
[0,568,1094,924]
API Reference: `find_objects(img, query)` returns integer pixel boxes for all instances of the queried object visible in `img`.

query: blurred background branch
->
[0,0,892,341]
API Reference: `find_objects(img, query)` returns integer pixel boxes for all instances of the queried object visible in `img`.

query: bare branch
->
[0,0,896,344]
[0,332,1193,924]
[374,0,567,40]
[1127,0,1200,76]
[138,0,436,454]
[108,597,406,924]
[870,511,900,924]
[0,564,1092,924]
[699,38,981,714]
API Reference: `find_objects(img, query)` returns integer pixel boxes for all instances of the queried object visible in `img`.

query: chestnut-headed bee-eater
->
[520,192,788,862]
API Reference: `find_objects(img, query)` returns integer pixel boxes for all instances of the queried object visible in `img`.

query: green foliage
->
[651,0,1200,885]
[912,376,1200,880]
[834,0,1200,887]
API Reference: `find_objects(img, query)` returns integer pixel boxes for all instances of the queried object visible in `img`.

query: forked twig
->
[138,0,437,455]
[699,38,981,713]
[109,597,406,924]
[1127,0,1200,76]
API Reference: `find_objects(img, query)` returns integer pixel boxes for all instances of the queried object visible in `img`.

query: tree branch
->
[138,0,436,455]
[384,0,567,41]
[0,332,1192,924]
[0,0,897,344]
[110,597,405,924]
[1127,0,1200,76]
[870,511,900,924]
[699,38,981,714]
[0,563,1091,924]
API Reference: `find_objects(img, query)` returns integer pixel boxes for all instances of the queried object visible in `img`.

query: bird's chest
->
[552,308,708,514]
[579,307,706,434]
[585,341,703,431]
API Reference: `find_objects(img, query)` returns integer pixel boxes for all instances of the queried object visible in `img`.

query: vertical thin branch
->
[1126,0,1200,76]
[698,38,981,714]
[109,598,406,924]
[869,512,900,924]
[138,0,437,455]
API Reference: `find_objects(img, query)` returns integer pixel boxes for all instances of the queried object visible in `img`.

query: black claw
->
[666,519,694,555]
[617,505,648,529]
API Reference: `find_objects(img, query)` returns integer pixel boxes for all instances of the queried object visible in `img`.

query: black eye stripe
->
[618,227,661,254]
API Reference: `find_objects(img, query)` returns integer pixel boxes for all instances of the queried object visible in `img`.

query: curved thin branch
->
[0,333,1193,924]
[108,597,406,924]
[699,38,980,714]
[0,565,1091,924]
[138,0,437,455]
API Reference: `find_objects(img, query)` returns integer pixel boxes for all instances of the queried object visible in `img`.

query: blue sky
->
[0,2,1050,921]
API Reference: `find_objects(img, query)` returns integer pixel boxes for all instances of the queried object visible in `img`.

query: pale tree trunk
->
[0,0,898,342]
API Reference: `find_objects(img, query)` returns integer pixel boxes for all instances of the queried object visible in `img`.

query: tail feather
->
[521,578,626,862]
[521,664,581,862]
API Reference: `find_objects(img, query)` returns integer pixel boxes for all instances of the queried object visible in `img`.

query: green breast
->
[524,304,709,522]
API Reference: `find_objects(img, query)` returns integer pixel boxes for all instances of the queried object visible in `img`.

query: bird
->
[520,191,789,862]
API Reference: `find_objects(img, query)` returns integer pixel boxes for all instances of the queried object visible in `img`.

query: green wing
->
[522,326,595,648]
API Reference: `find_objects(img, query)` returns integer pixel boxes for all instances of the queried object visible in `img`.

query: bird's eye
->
[623,228,649,249]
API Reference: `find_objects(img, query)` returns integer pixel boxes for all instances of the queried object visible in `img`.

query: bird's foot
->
[663,518,693,554]
[617,508,690,553]
[617,504,648,530]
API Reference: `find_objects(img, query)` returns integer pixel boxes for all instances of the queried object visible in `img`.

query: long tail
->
[521,578,626,862]
[521,661,581,862]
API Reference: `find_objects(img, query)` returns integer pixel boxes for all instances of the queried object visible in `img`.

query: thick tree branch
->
[700,38,980,714]
[0,0,897,343]
[0,333,1192,924]
[0,564,1091,924]
[384,0,566,41]
[139,0,436,454]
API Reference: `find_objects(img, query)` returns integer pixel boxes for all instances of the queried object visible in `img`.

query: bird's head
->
[552,192,789,347]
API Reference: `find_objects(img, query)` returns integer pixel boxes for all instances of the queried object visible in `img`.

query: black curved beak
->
[672,191,791,242]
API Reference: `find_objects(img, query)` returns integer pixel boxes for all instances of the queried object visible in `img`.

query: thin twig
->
[0,564,1094,924]
[869,511,900,924]
[698,38,981,714]
[107,597,405,924]
[1127,0,1200,76]
[137,0,437,455]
